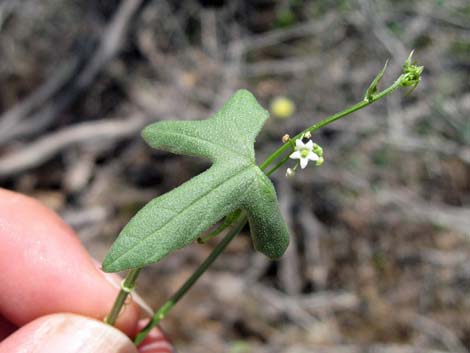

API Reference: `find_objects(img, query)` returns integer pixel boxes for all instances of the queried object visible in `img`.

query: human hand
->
[0,188,173,353]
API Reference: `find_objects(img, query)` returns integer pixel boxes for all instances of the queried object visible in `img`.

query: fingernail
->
[16,314,138,353]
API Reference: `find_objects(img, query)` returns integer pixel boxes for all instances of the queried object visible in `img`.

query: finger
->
[92,260,154,318]
[0,313,138,353]
[0,189,139,335]
[135,320,174,353]
[0,316,16,341]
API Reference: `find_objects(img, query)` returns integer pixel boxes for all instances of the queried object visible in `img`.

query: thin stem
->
[105,267,141,326]
[266,154,290,176]
[197,210,242,244]
[259,75,404,171]
[134,213,248,345]
[123,69,413,344]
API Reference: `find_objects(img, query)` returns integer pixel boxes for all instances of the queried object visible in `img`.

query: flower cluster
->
[400,50,423,92]
[286,133,324,177]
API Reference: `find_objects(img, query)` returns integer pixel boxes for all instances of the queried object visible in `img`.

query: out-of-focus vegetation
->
[0,1,469,352]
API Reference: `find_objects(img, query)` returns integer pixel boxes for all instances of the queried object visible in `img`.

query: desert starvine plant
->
[102,89,290,273]
[102,52,423,346]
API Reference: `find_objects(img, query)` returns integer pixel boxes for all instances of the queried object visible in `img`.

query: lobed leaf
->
[102,90,289,272]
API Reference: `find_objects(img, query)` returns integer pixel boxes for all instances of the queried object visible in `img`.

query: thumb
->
[0,313,138,353]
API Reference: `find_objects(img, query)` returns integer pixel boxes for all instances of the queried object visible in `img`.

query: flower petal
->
[295,139,305,150]
[307,151,319,161]
[289,151,301,160]
[305,140,314,150]
[300,157,308,169]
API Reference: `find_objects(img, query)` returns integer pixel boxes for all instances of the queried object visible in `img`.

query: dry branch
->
[0,115,147,177]
[377,189,470,238]
[0,0,143,143]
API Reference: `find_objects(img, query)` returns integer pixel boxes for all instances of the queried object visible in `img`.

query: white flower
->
[289,139,319,169]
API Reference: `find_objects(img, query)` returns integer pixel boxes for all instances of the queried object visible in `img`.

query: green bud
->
[400,50,423,92]
[313,143,323,157]
[364,59,388,101]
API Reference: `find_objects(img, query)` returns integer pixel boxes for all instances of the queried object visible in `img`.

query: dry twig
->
[0,115,147,177]
[0,0,143,143]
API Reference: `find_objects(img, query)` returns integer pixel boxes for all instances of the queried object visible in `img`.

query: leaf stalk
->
[104,267,141,326]
[134,213,248,345]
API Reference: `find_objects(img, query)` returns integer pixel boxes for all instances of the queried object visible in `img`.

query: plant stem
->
[259,75,405,171]
[105,267,141,326]
[134,213,248,345]
[266,154,290,176]
[112,71,410,343]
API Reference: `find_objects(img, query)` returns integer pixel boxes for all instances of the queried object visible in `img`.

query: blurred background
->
[0,0,469,352]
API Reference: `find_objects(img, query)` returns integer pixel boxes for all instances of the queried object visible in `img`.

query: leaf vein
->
[158,129,249,160]
[108,164,256,265]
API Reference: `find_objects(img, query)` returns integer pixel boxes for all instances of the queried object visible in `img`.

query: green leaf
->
[102,90,289,272]
[365,60,388,101]
[197,209,242,244]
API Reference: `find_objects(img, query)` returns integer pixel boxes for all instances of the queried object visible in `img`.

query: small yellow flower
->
[270,96,295,119]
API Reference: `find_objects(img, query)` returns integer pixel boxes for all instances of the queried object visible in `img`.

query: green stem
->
[134,213,248,346]
[259,75,405,171]
[116,71,411,344]
[197,210,242,244]
[105,268,141,326]
[266,154,290,176]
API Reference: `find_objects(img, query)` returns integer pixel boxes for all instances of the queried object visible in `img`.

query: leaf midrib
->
[158,130,252,162]
[107,163,257,266]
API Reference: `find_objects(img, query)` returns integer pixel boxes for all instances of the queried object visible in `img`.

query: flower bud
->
[285,168,295,178]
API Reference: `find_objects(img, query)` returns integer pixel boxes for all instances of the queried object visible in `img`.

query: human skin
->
[0,188,172,353]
